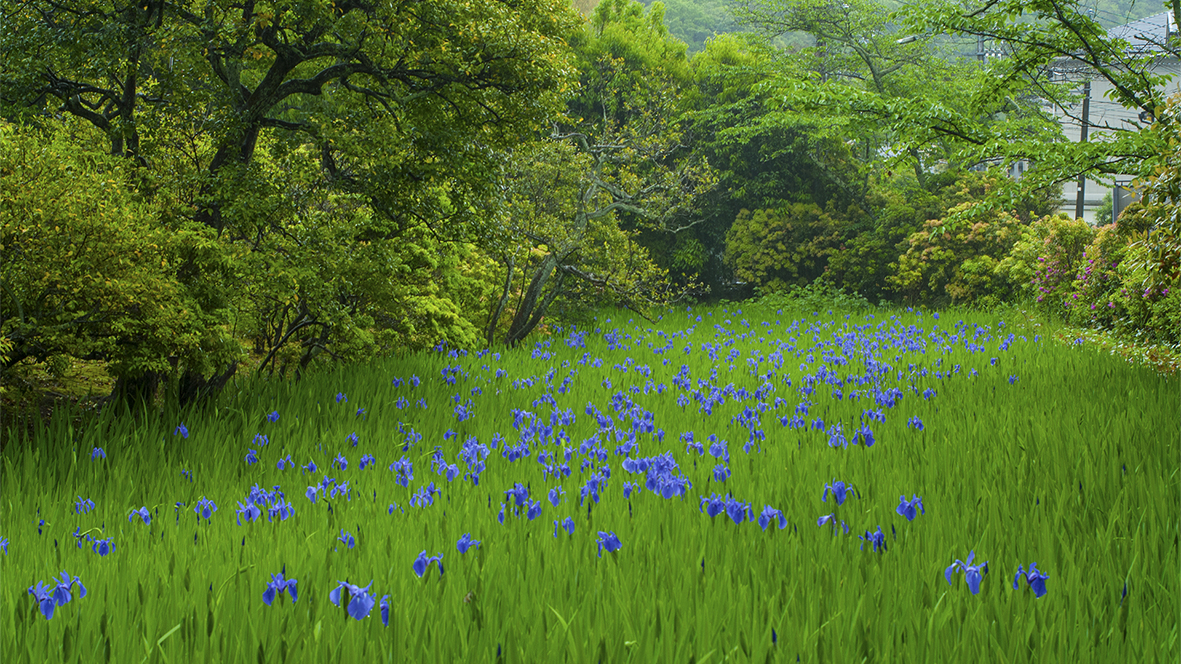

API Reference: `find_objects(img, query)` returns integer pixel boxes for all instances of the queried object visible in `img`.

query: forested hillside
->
[627,0,1172,52]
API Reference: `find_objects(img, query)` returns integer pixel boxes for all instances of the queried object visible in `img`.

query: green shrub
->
[0,120,238,385]
[753,279,871,313]
[995,214,1096,313]
[889,202,1025,306]
[1067,223,1128,329]
[725,203,846,293]
[1114,242,1181,344]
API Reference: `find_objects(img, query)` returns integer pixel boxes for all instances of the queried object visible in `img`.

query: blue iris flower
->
[75,497,95,515]
[896,495,924,521]
[700,493,726,518]
[389,457,412,487]
[596,531,622,557]
[817,514,848,534]
[128,506,150,525]
[245,449,259,465]
[622,481,637,499]
[503,479,531,505]
[236,500,262,525]
[27,572,87,620]
[267,411,280,422]
[91,447,105,460]
[708,440,729,462]
[194,497,217,521]
[1013,563,1049,598]
[175,423,189,438]
[262,567,298,605]
[855,424,875,447]
[757,506,787,531]
[549,486,565,506]
[858,526,886,553]
[0,536,8,554]
[336,393,347,403]
[713,464,730,482]
[945,551,989,594]
[268,498,294,521]
[822,480,852,506]
[412,551,444,578]
[329,580,376,620]
[457,533,481,554]
[725,496,750,524]
[554,517,575,537]
[338,529,355,549]
[827,422,847,448]
[91,537,115,556]
[380,595,390,627]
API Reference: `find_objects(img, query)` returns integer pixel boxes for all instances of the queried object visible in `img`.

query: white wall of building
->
[1050,12,1181,225]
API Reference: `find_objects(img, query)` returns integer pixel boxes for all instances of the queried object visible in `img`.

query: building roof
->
[1107,11,1177,54]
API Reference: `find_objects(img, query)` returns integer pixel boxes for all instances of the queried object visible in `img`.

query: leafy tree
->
[641,0,742,52]
[730,0,994,189]
[224,136,498,378]
[687,32,861,291]
[1,0,582,405]
[486,117,713,346]
[473,0,713,342]
[885,0,1180,208]
[1120,92,1181,295]
[570,0,696,126]
[0,120,239,405]
[724,202,850,292]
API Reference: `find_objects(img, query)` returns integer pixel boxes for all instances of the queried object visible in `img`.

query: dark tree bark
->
[504,254,566,348]
[108,370,163,414]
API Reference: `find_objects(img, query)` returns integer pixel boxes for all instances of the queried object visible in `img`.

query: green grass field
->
[1,303,1176,663]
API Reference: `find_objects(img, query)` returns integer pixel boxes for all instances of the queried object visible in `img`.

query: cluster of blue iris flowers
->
[14,311,1053,626]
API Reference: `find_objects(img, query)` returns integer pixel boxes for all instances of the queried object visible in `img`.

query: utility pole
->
[1075,79,1091,221]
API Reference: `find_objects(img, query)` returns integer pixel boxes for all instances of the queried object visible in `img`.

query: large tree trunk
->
[504,255,567,348]
[177,363,238,409]
[108,370,163,413]
[487,257,515,347]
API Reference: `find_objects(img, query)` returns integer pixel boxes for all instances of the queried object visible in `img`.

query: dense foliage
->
[1,0,1178,412]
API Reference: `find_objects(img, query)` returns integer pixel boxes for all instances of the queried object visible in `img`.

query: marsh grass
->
[1,304,1176,663]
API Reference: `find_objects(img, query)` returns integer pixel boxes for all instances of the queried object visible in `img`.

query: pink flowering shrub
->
[996,214,1097,313]
[1069,224,1130,329]
[1116,242,1181,343]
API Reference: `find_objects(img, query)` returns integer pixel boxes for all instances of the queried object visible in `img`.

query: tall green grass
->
[1,304,1176,663]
